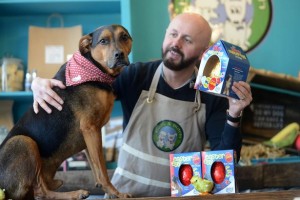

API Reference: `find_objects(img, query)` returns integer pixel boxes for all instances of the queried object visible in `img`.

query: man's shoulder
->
[123,59,162,80]
[131,59,162,72]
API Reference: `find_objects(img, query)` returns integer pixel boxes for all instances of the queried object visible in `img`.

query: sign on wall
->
[168,0,272,52]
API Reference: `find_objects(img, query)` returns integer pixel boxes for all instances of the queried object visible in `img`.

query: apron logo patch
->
[152,120,183,152]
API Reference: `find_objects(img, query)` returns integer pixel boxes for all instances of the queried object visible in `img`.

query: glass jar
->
[0,57,24,92]
[0,126,8,144]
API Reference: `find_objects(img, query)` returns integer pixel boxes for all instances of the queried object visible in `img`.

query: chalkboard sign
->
[241,87,300,140]
[252,104,284,129]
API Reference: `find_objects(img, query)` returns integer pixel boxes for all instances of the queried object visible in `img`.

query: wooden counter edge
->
[114,189,300,200]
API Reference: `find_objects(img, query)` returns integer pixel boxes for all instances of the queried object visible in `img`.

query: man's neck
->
[162,65,195,89]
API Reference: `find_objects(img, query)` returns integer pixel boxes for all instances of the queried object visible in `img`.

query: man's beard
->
[162,47,199,71]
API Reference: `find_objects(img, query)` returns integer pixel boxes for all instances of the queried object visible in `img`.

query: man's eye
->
[185,39,192,44]
[170,33,177,37]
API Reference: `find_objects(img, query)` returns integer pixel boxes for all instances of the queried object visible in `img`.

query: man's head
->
[162,13,212,71]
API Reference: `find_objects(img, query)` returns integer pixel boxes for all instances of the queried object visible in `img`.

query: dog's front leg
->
[82,126,131,198]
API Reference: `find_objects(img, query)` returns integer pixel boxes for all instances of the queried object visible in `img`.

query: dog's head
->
[79,25,132,77]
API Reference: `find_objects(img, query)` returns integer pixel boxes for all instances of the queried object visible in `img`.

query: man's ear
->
[79,34,92,54]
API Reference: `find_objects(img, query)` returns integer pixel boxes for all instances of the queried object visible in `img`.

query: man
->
[31,13,252,197]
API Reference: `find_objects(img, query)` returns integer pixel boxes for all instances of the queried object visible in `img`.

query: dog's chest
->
[68,85,115,123]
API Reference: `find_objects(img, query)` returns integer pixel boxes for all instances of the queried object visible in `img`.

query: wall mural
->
[168,0,272,53]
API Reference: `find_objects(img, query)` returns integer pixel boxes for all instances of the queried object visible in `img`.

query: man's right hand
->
[31,77,66,114]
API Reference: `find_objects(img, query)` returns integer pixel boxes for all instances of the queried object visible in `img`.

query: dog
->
[0,24,132,199]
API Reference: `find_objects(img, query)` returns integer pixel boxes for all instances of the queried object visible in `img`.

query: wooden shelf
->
[0,91,33,101]
[0,0,120,16]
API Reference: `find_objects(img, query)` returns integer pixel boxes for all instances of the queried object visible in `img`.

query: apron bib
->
[111,63,206,197]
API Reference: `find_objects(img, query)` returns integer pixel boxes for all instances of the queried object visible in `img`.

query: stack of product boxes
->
[169,150,236,197]
[169,40,248,197]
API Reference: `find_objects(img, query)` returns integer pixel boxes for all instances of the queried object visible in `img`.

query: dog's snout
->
[114,51,124,59]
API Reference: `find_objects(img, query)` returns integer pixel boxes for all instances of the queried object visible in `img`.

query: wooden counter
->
[55,162,300,194]
[236,162,300,190]
[115,189,300,200]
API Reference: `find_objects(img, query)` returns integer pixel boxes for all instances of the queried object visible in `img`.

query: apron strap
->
[147,63,163,103]
[193,67,201,112]
[147,63,201,112]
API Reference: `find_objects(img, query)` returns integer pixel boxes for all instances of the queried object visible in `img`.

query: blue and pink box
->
[169,150,236,197]
[169,152,202,197]
[201,150,236,194]
[194,40,250,99]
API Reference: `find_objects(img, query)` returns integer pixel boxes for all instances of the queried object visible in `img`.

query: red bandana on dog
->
[66,51,115,86]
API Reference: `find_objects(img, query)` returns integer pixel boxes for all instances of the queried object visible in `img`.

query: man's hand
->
[226,81,252,126]
[31,77,66,114]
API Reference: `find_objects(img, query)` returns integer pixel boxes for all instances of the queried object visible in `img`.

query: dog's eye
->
[98,39,109,45]
[121,34,130,41]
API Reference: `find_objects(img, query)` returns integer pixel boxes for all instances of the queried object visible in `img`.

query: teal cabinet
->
[0,0,123,124]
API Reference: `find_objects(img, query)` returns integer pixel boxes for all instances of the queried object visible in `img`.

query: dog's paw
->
[118,193,132,198]
[77,189,90,199]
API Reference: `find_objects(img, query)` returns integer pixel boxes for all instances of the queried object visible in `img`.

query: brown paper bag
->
[28,16,82,78]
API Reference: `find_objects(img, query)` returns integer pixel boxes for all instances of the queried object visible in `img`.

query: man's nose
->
[172,37,182,48]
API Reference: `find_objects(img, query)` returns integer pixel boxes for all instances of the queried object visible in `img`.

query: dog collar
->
[66,51,115,86]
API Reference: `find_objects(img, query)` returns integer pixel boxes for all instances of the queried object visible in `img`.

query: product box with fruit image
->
[201,149,236,194]
[194,40,250,99]
[169,152,202,197]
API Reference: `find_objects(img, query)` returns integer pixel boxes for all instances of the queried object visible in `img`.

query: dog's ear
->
[79,34,92,54]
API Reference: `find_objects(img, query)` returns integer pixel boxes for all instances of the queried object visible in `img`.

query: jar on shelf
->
[0,125,8,144]
[0,57,24,92]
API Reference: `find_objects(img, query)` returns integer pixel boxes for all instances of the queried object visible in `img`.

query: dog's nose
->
[114,51,124,59]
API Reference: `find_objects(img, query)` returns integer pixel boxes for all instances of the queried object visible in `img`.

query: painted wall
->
[123,0,300,77]
[247,0,300,76]
[121,0,170,62]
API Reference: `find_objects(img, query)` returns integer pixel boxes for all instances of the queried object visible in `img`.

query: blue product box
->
[169,152,202,197]
[195,40,250,99]
[201,150,236,194]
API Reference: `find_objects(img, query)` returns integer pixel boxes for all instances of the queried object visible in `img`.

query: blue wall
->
[247,0,300,76]
[2,0,297,78]
[123,0,300,77]
[1,0,299,123]
[121,0,170,63]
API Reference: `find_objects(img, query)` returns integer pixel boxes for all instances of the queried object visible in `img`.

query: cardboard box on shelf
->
[28,25,82,79]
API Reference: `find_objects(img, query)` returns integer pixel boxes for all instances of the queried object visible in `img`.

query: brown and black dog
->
[0,25,132,199]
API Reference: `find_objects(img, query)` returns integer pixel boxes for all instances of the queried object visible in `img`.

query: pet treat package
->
[169,150,236,197]
[201,150,236,194]
[169,152,202,197]
[194,40,250,99]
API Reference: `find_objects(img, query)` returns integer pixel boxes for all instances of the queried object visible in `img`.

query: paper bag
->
[28,25,82,78]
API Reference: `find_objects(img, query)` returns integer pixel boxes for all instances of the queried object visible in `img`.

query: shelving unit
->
[0,91,33,101]
[0,0,122,69]
[0,0,121,16]
[0,0,123,123]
